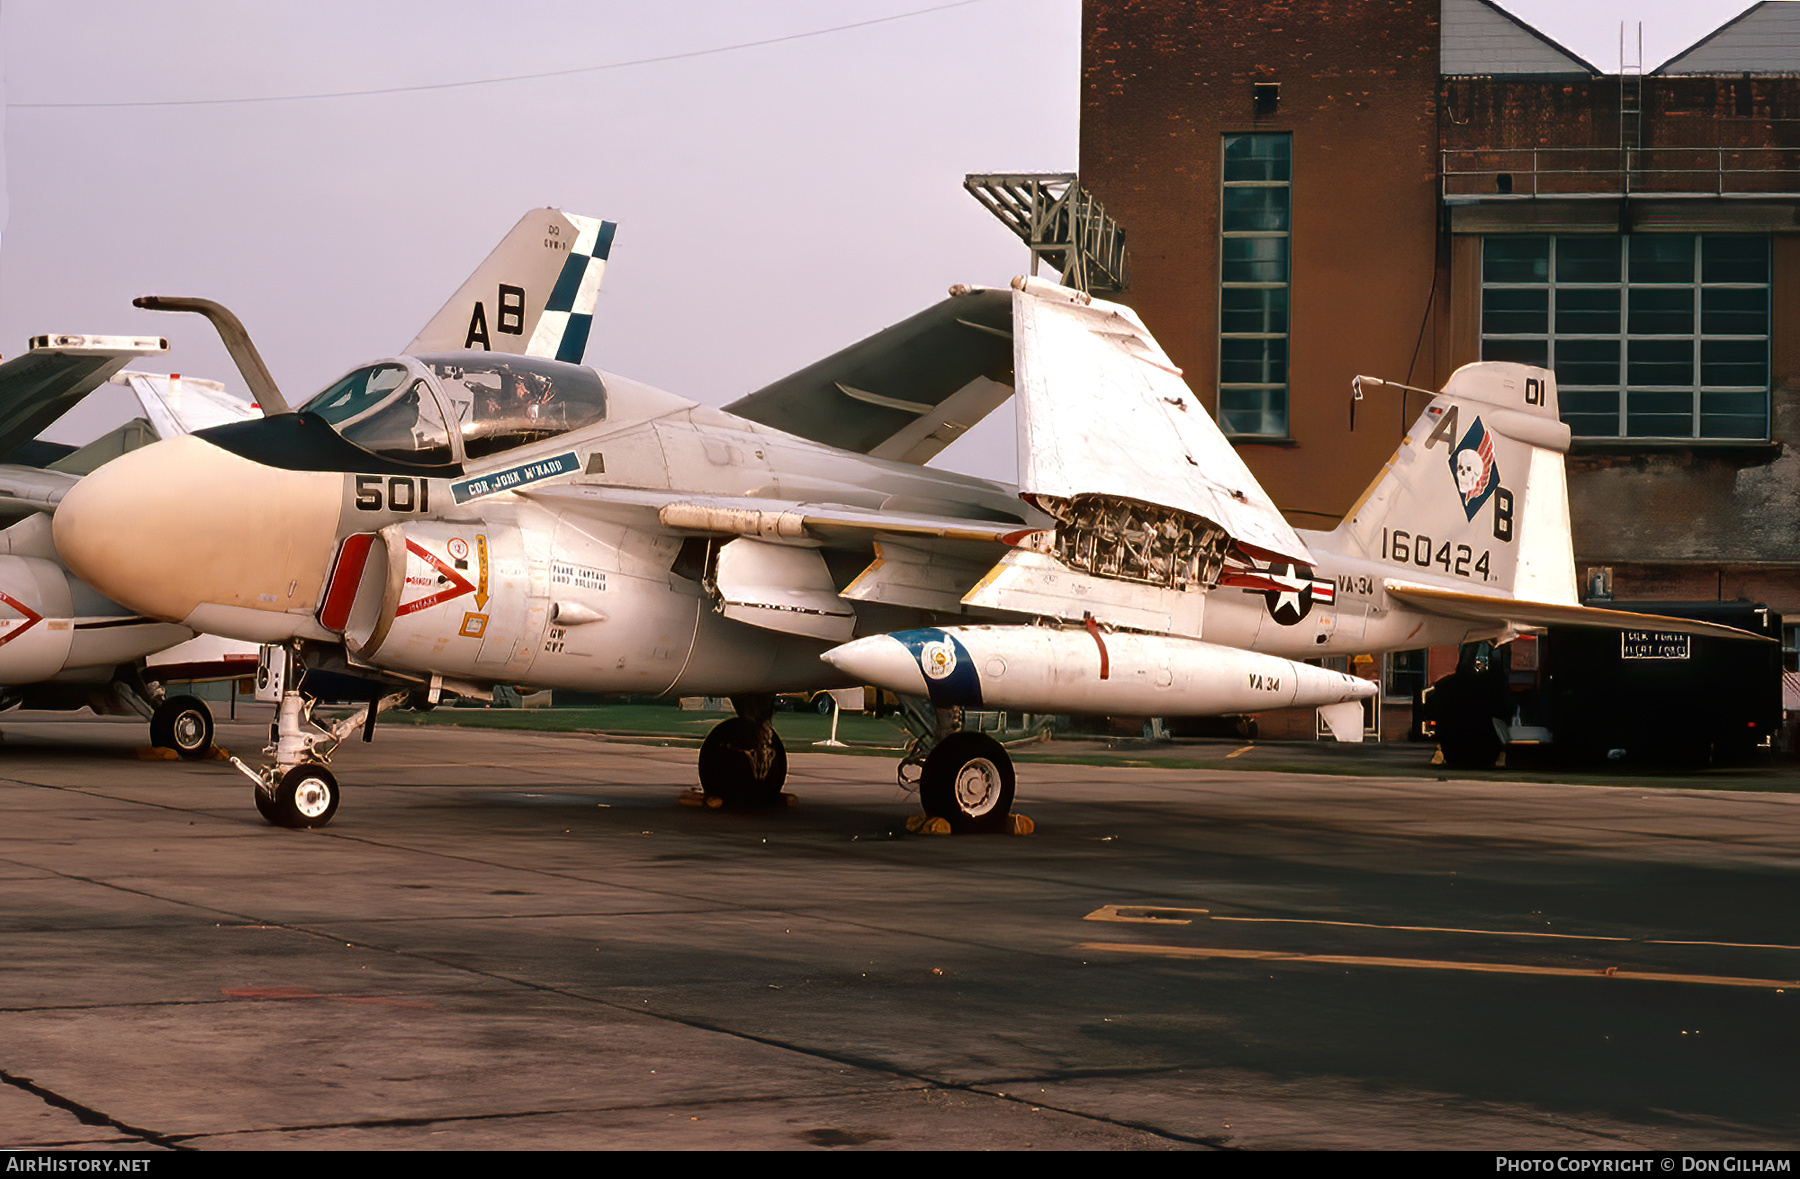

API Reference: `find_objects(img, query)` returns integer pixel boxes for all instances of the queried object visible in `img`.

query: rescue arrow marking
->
[475,534,490,611]
[0,590,44,649]
[396,540,477,618]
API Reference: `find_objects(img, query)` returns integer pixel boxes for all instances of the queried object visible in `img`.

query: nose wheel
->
[254,763,339,828]
[230,644,414,829]
[918,732,1015,833]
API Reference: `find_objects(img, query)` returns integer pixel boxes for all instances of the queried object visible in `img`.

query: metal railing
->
[1441,146,1800,200]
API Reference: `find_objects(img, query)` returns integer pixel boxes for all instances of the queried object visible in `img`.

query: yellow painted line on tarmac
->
[1225,745,1255,758]
[1076,942,1797,990]
[1083,906,1629,942]
[1085,904,1209,925]
[1648,938,1800,952]
[1207,915,1632,943]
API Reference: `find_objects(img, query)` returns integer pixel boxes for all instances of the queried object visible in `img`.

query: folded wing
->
[725,286,1014,465]
[1011,277,1310,567]
[0,335,169,463]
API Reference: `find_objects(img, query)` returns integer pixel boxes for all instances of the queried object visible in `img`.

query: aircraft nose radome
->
[820,635,929,696]
[54,434,345,633]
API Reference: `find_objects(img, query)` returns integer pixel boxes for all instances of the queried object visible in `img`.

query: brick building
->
[1079,0,1800,735]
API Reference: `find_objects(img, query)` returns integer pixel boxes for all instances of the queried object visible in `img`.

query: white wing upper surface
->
[120,372,257,437]
[1011,278,1311,566]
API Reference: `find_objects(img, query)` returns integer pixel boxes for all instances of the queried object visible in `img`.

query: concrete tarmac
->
[1,716,1796,1150]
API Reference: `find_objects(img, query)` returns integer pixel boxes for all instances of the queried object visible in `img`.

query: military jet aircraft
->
[49,213,1751,831]
[0,336,262,755]
[0,210,607,758]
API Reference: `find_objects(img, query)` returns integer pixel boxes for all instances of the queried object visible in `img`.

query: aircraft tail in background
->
[406,209,616,364]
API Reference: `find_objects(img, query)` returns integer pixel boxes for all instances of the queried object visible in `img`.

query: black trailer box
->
[1539,601,1782,765]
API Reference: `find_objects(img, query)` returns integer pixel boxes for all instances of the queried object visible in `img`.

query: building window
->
[1219,133,1291,438]
[1480,235,1769,440]
[1385,649,1429,701]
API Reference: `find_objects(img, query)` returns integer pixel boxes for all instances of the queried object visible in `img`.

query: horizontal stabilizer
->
[1385,581,1774,642]
[725,286,1014,465]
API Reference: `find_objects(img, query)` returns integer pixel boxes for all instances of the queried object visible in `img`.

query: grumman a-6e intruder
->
[50,210,1752,831]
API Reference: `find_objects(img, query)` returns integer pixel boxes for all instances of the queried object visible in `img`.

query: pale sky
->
[0,1,1767,481]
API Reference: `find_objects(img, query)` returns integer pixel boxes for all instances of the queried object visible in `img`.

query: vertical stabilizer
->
[1330,362,1578,604]
[406,209,616,363]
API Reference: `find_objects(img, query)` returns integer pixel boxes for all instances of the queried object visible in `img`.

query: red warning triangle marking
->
[395,540,477,618]
[0,590,43,649]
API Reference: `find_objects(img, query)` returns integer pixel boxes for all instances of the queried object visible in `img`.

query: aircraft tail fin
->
[1329,362,1577,605]
[406,209,616,363]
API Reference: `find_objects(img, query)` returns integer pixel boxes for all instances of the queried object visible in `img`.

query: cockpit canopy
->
[299,352,607,465]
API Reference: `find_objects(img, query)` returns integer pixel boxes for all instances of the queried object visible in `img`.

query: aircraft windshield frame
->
[297,353,608,467]
[298,361,458,467]
[416,352,608,462]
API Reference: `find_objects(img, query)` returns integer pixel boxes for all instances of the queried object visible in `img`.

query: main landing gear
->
[231,644,407,829]
[109,669,215,760]
[697,694,789,808]
[694,694,1023,832]
[150,694,215,760]
[918,732,1016,832]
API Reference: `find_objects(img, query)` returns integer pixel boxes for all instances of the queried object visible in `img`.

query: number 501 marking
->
[354,475,430,513]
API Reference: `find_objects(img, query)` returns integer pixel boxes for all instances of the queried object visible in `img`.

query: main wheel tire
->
[253,783,279,825]
[151,695,214,760]
[268,764,339,828]
[919,732,1015,833]
[1438,709,1503,769]
[697,717,788,807]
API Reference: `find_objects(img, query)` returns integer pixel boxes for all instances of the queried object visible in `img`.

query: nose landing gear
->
[231,644,407,828]
[254,764,340,828]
